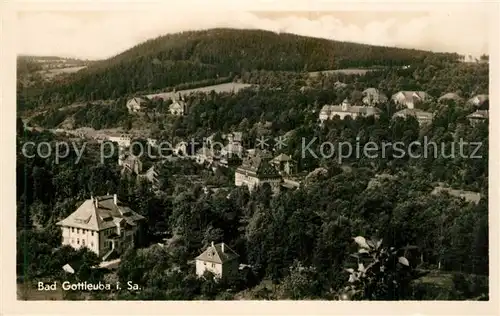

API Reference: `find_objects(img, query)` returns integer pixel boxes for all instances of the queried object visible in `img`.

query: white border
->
[1,0,498,315]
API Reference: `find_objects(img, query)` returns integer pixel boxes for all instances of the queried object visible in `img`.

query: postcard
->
[1,0,498,315]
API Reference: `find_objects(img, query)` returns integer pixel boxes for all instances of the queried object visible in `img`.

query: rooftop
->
[467,110,489,119]
[195,242,239,264]
[56,194,145,231]
[320,99,381,115]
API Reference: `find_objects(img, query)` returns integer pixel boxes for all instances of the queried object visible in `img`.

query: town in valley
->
[15,16,490,301]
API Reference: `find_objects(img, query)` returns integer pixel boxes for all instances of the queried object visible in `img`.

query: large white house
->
[108,134,132,148]
[234,150,282,193]
[319,99,380,123]
[392,108,434,125]
[362,88,388,106]
[391,91,432,109]
[195,242,239,279]
[467,110,489,125]
[56,194,145,260]
[126,97,146,113]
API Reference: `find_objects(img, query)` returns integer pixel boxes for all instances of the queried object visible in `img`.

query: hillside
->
[19,28,459,108]
[17,55,93,89]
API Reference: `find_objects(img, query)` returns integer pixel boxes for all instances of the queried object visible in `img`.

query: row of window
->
[71,238,94,248]
[71,227,95,236]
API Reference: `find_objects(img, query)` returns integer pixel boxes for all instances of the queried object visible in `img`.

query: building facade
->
[392,108,434,125]
[235,151,282,193]
[362,88,388,106]
[467,110,489,125]
[391,91,432,109]
[108,134,132,148]
[195,242,239,279]
[319,99,380,123]
[56,194,145,260]
[126,97,146,113]
[169,98,187,116]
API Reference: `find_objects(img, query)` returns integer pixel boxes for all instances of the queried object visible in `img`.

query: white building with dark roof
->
[319,99,381,123]
[195,242,239,279]
[391,91,432,109]
[56,194,145,260]
[108,134,132,148]
[467,110,489,125]
[235,150,282,192]
[392,108,434,125]
[362,88,388,106]
[126,97,146,113]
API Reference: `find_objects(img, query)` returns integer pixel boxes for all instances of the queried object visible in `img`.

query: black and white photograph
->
[1,0,498,313]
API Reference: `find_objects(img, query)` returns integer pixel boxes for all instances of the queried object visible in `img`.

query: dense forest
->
[17,28,460,109]
[17,99,489,300]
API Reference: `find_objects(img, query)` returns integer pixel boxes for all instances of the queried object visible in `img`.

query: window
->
[82,240,86,246]
[71,239,74,244]
[90,242,94,247]
[77,239,79,244]
[77,228,80,234]
[91,231,94,236]
[212,263,215,268]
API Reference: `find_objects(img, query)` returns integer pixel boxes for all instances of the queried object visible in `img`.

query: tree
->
[338,236,421,300]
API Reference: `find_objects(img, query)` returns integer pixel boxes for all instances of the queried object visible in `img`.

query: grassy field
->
[308,68,376,77]
[36,66,87,79]
[145,82,253,100]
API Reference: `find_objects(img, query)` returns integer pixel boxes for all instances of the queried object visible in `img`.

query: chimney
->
[114,194,118,205]
[94,197,98,208]
[221,243,225,253]
[211,241,214,248]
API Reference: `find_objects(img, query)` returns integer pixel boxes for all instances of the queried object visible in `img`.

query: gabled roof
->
[169,101,186,110]
[438,93,463,102]
[272,153,293,162]
[467,110,489,119]
[56,195,144,231]
[467,94,489,106]
[127,97,146,105]
[236,150,280,178]
[392,91,432,102]
[195,242,239,264]
[362,88,388,104]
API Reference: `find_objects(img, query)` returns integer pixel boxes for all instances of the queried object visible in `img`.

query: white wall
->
[62,226,100,256]
[196,260,222,277]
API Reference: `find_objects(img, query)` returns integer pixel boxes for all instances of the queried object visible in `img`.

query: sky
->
[16,7,491,60]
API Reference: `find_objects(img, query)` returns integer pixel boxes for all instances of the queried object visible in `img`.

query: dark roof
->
[467,110,489,119]
[56,195,145,231]
[195,243,239,264]
[236,151,280,178]
[272,153,293,162]
[438,93,463,102]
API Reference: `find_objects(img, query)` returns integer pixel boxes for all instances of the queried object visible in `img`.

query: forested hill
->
[21,28,459,107]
